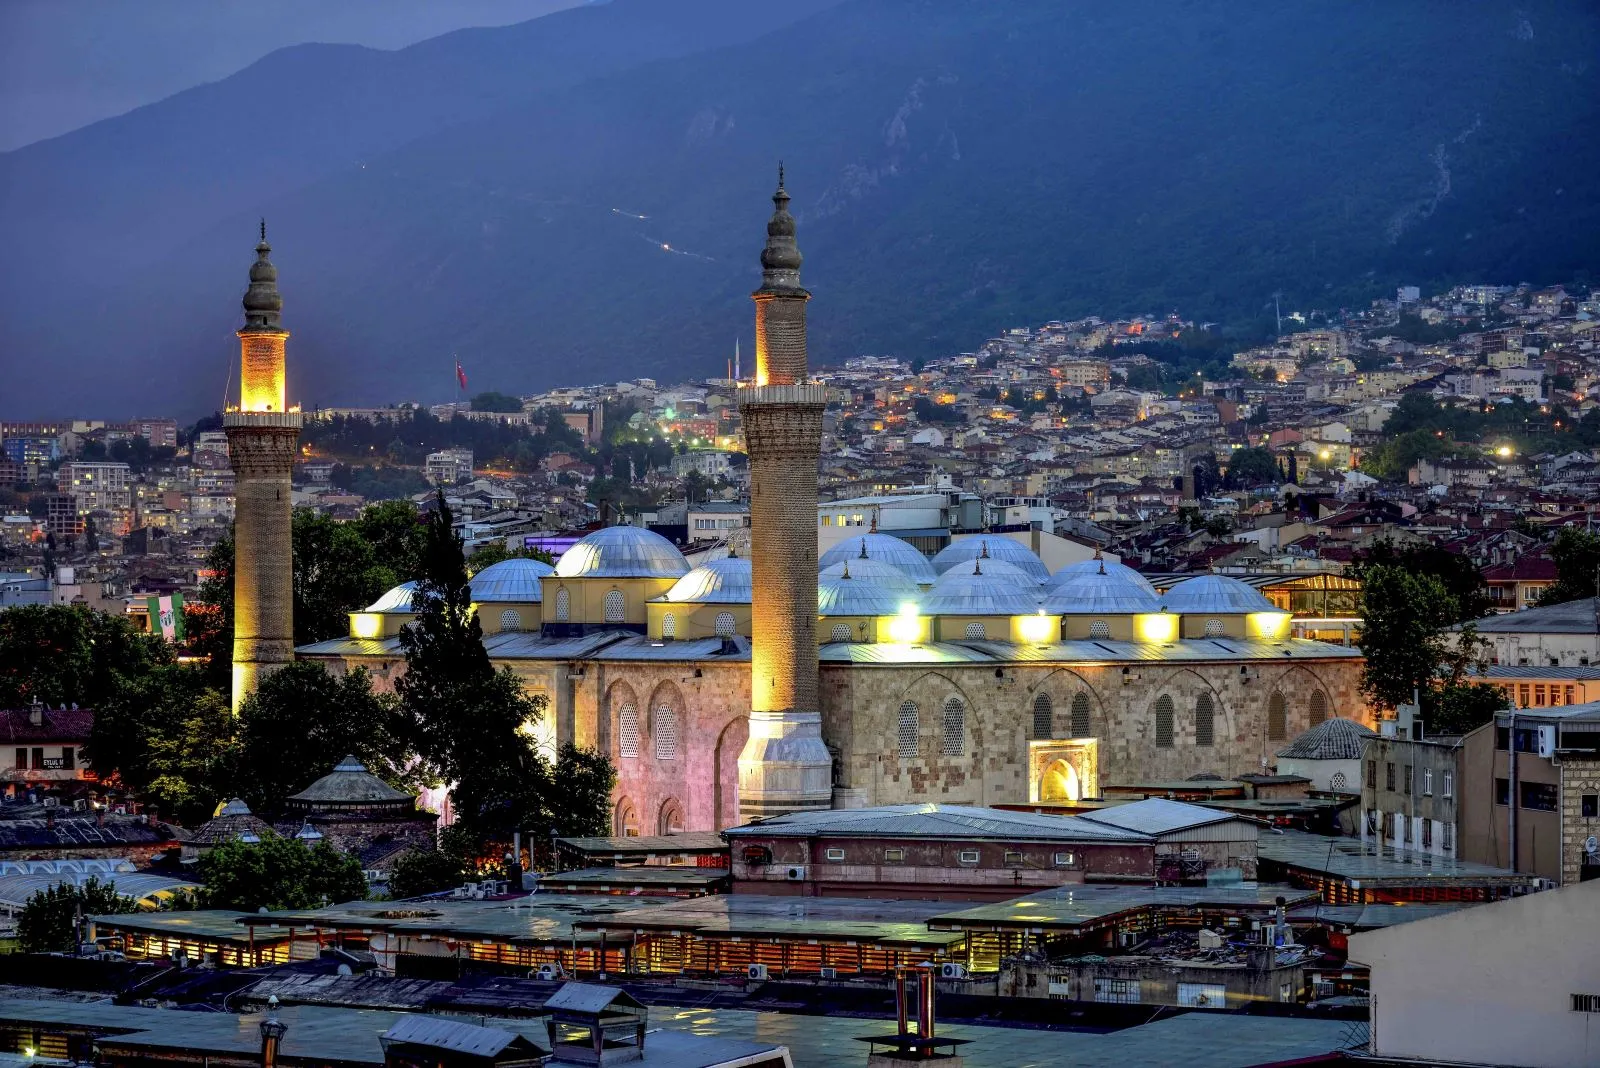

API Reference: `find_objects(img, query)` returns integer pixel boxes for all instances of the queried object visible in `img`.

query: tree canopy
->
[0,604,171,708]
[197,833,367,911]
[18,877,138,953]
[1224,446,1282,488]
[1537,527,1600,606]
[470,390,525,413]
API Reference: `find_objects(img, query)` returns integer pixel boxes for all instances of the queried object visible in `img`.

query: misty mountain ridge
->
[1,0,1596,417]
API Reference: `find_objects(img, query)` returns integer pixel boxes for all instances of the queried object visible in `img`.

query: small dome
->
[818,569,915,617]
[554,525,690,579]
[819,534,937,585]
[1043,568,1161,615]
[662,556,753,604]
[1161,574,1277,614]
[288,755,412,809]
[1048,558,1156,595]
[920,560,1044,616]
[364,581,418,614]
[470,558,555,603]
[818,558,919,595]
[190,798,271,846]
[1277,718,1377,761]
[931,537,1051,584]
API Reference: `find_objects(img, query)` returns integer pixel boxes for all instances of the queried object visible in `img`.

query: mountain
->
[3,0,1598,417]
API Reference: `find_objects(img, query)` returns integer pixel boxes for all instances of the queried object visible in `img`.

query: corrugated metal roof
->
[0,871,199,910]
[821,637,1361,666]
[1076,798,1242,837]
[724,803,1146,842]
[543,982,642,1015]
[295,636,403,657]
[381,1014,519,1057]
[1459,596,1599,634]
[927,884,1317,932]
[1260,829,1535,886]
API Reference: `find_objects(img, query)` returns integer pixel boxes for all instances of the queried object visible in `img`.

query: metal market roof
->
[1259,829,1538,888]
[724,803,1147,843]
[538,867,727,892]
[381,1015,527,1059]
[926,884,1318,933]
[1160,574,1278,614]
[468,558,554,603]
[818,557,920,594]
[920,560,1043,616]
[1042,567,1162,615]
[1276,718,1378,761]
[288,756,412,807]
[818,533,938,585]
[363,581,418,614]
[931,537,1051,583]
[0,869,199,910]
[576,894,965,949]
[818,636,1362,666]
[557,833,728,857]
[1048,558,1157,595]
[1076,797,1248,836]
[191,798,273,845]
[1459,595,1599,634]
[553,524,690,580]
[658,555,752,604]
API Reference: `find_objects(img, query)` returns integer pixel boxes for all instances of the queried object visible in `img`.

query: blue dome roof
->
[364,581,418,613]
[818,534,937,585]
[921,559,1044,616]
[554,525,691,579]
[818,558,919,595]
[660,556,753,603]
[1042,567,1162,615]
[818,571,915,617]
[931,537,1051,583]
[1161,574,1277,614]
[470,558,554,603]
[1047,557,1156,595]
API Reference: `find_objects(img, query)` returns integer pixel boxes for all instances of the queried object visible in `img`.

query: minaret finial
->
[979,540,990,559]
[259,217,267,243]
[778,161,785,190]
[758,163,802,292]
[841,561,851,580]
[242,224,283,331]
[974,559,983,576]
[858,538,869,560]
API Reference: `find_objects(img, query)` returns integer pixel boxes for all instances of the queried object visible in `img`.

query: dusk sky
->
[0,0,579,151]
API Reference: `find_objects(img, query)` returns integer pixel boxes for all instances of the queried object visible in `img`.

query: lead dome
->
[818,533,937,585]
[470,558,555,602]
[1048,557,1156,595]
[920,560,1044,616]
[1043,567,1161,615]
[661,556,753,604]
[818,558,920,595]
[1160,574,1276,614]
[931,538,1051,584]
[554,525,691,579]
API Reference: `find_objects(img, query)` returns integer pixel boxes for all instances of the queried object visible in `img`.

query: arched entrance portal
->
[1028,739,1099,804]
[1041,759,1081,802]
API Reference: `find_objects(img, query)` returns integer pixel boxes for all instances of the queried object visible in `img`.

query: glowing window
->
[1204,618,1225,637]
[603,590,625,623]
[618,705,639,759]
[964,622,986,639]
[831,623,853,643]
[1195,693,1215,748]
[941,697,966,756]
[1267,691,1287,740]
[1089,619,1111,639]
[661,613,677,638]
[1032,692,1053,740]
[1154,694,1175,748]
[498,609,522,632]
[1071,692,1091,737]
[654,705,678,760]
[715,612,737,637]
[553,587,569,621]
[1309,689,1328,725]
[897,701,919,759]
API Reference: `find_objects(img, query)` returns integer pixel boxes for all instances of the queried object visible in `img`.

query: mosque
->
[244,172,1370,837]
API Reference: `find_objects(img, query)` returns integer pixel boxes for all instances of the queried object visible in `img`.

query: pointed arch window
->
[603,589,625,623]
[942,697,966,756]
[1309,689,1328,725]
[654,705,678,760]
[499,609,522,632]
[1032,692,1054,740]
[714,612,737,637]
[897,701,920,759]
[1195,693,1215,748]
[1071,692,1092,737]
[618,705,639,759]
[1267,691,1287,740]
[1155,694,1175,748]
[554,587,570,622]
[661,613,677,639]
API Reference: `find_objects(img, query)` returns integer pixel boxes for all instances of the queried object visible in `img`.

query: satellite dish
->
[1585,835,1598,856]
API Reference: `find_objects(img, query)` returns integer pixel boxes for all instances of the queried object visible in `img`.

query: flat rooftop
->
[576,894,966,950]
[1259,829,1538,887]
[557,833,727,857]
[539,867,727,892]
[926,884,1318,933]
[90,910,289,946]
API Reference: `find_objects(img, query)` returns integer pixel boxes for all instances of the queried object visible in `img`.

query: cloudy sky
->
[0,0,580,151]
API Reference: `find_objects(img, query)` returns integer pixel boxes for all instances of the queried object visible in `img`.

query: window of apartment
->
[1003,851,1025,867]
[1442,822,1454,853]
[30,747,43,770]
[1520,781,1558,812]
[13,748,25,770]
[1422,769,1433,796]
[1443,770,1454,798]
[824,848,846,862]
[1572,994,1600,1014]
[1177,982,1226,1008]
[883,848,905,863]
[1094,979,1141,1004]
[957,849,981,865]
[1518,684,1531,706]
[1422,819,1433,849]
[60,747,74,771]
[1534,684,1547,707]
[1583,795,1599,819]
[1495,778,1510,806]
[1403,765,1412,796]
[1053,851,1076,867]
[1382,811,1394,839]
[1366,760,1376,789]
[1385,762,1396,792]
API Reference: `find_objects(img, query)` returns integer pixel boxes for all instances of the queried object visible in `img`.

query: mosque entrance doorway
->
[1041,759,1080,802]
[1028,739,1098,804]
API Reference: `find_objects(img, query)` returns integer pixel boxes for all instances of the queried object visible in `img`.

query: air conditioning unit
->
[747,964,769,981]
[535,963,567,981]
[1536,725,1556,758]
[818,967,838,980]
[784,865,807,881]
[940,963,968,980]
[1585,835,1598,857]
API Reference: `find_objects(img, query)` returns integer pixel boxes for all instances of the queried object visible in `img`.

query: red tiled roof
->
[1482,557,1558,581]
[0,707,93,743]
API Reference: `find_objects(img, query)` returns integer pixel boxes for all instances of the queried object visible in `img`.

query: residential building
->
[1465,596,1600,669]
[2,704,93,791]
[58,460,132,518]
[1360,731,1461,857]
[670,449,735,479]
[425,448,474,485]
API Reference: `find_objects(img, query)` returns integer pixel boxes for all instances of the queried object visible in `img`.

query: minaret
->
[736,166,834,819]
[224,222,301,710]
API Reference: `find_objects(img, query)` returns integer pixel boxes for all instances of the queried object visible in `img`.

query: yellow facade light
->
[1134,611,1178,643]
[1496,444,1513,458]
[349,612,383,639]
[1016,611,1058,644]
[1248,611,1293,640]
[885,603,924,644]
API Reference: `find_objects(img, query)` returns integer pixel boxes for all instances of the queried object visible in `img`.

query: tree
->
[470,391,525,413]
[0,604,172,708]
[87,663,233,824]
[1536,527,1600,606]
[1225,447,1281,488]
[388,847,466,899]
[1427,680,1510,737]
[198,834,367,911]
[83,516,99,554]
[353,499,428,580]
[466,541,554,575]
[1359,565,1462,712]
[1352,539,1491,622]
[291,509,400,644]
[18,877,138,953]
[229,661,418,819]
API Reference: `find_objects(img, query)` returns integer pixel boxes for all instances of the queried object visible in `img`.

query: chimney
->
[29,700,44,727]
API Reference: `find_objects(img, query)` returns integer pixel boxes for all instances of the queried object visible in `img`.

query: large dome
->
[1048,557,1156,595]
[1043,567,1162,615]
[818,570,915,617]
[363,581,418,614]
[818,534,937,585]
[554,525,691,579]
[818,558,919,595]
[1161,574,1276,614]
[661,556,753,604]
[470,558,554,602]
[931,537,1051,583]
[921,560,1044,616]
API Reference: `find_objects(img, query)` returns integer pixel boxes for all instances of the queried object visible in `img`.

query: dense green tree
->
[198,834,368,911]
[470,391,525,413]
[87,663,233,823]
[18,877,137,952]
[466,541,554,575]
[1359,565,1461,711]
[1536,527,1600,606]
[1359,429,1453,482]
[1224,447,1281,488]
[1353,539,1491,621]
[0,604,171,708]
[1427,680,1511,737]
[388,847,467,899]
[291,510,400,644]
[353,500,428,580]
[229,661,418,819]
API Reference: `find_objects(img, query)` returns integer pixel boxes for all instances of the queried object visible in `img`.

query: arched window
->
[831,623,853,643]
[1267,691,1287,740]
[618,705,640,759]
[498,609,522,633]
[714,612,737,637]
[614,799,638,837]
[603,589,625,623]
[654,705,678,760]
[1204,618,1225,637]
[1195,693,1215,748]
[1154,694,1175,748]
[1088,620,1111,639]
[964,622,986,639]
[897,701,919,759]
[941,697,966,756]
[1071,692,1091,737]
[661,613,677,639]
[658,799,685,835]
[1309,689,1328,725]
[1032,692,1054,739]
[554,587,569,622]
